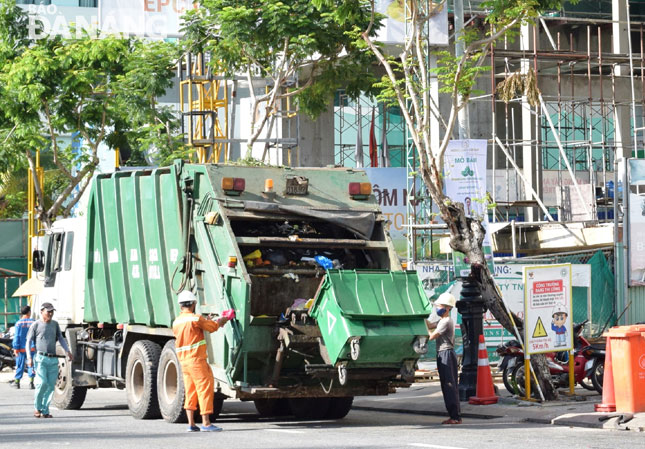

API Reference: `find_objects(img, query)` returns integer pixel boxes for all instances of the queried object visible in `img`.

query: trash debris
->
[314,255,333,270]
[243,249,262,261]
[265,250,287,265]
[283,273,300,282]
[290,298,308,309]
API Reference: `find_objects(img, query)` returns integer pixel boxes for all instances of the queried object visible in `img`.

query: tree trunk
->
[470,264,557,400]
[441,201,558,400]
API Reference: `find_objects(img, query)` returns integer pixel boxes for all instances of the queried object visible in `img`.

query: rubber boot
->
[11,381,20,389]
[30,380,35,390]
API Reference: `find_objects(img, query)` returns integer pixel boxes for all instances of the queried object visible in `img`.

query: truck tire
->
[126,340,162,419]
[157,340,187,423]
[253,398,291,417]
[324,396,354,420]
[210,394,225,421]
[288,397,331,420]
[53,355,87,410]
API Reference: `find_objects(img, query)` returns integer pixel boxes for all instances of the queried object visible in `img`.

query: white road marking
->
[264,429,306,434]
[409,444,468,449]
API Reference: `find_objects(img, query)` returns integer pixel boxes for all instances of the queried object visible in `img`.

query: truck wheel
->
[288,397,331,420]
[210,394,225,421]
[157,340,187,423]
[254,398,291,417]
[126,340,162,419]
[324,396,354,420]
[53,355,87,410]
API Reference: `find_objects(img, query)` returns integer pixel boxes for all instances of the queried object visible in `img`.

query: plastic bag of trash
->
[314,255,333,270]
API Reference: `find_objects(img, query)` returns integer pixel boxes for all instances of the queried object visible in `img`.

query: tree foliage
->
[182,0,382,156]
[0,0,181,226]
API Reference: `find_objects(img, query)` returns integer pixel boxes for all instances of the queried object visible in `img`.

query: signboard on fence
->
[374,0,448,46]
[523,264,573,354]
[443,139,494,276]
[628,159,645,285]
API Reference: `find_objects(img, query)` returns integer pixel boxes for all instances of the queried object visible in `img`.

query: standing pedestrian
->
[26,302,73,418]
[11,305,36,390]
[427,292,461,425]
[172,290,231,432]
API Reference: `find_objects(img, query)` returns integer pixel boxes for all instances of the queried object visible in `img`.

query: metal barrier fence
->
[513,248,616,338]
[416,247,616,344]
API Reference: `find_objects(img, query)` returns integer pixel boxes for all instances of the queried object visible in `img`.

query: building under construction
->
[98,1,645,324]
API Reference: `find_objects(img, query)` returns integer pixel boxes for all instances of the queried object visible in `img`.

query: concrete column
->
[613,0,633,160]
[520,23,536,221]
[295,107,334,167]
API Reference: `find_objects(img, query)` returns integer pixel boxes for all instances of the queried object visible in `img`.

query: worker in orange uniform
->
[173,290,232,432]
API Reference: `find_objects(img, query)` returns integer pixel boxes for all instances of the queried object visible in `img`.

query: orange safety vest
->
[172,311,219,362]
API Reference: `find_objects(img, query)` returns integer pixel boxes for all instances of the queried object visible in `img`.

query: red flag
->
[369,108,378,167]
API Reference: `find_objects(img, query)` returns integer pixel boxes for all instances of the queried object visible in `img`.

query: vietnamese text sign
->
[444,139,493,276]
[628,159,645,285]
[364,168,441,258]
[375,0,448,45]
[99,0,196,38]
[523,264,573,354]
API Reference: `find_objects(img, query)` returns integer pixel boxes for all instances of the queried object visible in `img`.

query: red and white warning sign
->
[523,264,573,354]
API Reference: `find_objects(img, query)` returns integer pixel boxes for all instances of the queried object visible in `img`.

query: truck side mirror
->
[33,250,45,272]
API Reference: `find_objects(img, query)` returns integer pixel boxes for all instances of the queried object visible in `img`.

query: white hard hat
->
[177,290,197,304]
[552,304,568,316]
[435,292,456,308]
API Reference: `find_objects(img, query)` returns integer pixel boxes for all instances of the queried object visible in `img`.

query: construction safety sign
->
[523,264,573,355]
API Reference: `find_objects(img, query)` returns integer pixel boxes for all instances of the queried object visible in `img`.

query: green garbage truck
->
[32,161,432,421]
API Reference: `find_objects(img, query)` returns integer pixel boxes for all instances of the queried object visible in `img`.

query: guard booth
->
[0,219,28,331]
[0,267,27,332]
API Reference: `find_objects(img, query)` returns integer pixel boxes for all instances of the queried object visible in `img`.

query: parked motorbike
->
[500,320,597,396]
[495,339,523,394]
[580,343,606,393]
[0,330,15,372]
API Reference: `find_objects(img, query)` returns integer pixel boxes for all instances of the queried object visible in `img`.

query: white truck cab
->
[33,217,87,328]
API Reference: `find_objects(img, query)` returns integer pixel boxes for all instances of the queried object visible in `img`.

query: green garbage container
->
[310,270,431,369]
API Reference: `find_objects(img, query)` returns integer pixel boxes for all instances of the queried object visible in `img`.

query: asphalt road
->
[1,371,642,449]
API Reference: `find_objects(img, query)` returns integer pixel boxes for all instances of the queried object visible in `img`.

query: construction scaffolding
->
[331,3,645,266]
[333,93,406,168]
[179,53,230,164]
[27,151,43,277]
[406,4,645,263]
[178,53,300,165]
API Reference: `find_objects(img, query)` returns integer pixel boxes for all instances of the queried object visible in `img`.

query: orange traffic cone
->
[469,334,499,405]
[595,337,616,412]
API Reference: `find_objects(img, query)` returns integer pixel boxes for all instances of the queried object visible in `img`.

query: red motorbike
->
[497,320,597,396]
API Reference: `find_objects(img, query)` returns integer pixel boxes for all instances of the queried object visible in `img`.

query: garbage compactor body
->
[37,161,432,420]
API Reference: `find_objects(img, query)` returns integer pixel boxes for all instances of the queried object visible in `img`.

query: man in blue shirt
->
[11,305,35,390]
